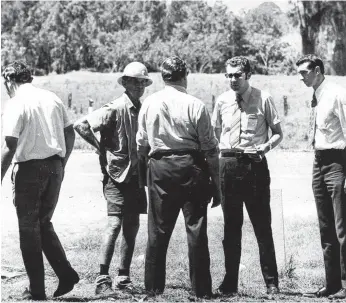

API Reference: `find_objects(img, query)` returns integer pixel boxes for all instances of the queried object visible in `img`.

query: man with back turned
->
[136,56,221,298]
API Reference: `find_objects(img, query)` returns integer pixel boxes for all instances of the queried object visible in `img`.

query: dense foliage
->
[1,1,345,75]
[1,0,299,75]
[289,1,346,75]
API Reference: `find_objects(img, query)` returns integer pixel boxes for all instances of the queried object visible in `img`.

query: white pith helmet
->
[117,62,153,86]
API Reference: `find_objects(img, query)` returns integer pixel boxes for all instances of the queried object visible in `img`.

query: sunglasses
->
[224,72,244,79]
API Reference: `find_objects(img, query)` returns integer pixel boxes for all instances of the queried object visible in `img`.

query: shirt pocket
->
[246,114,258,134]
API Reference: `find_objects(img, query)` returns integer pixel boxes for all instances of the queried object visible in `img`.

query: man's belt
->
[150,149,199,160]
[18,154,63,164]
[315,148,346,162]
[220,150,245,158]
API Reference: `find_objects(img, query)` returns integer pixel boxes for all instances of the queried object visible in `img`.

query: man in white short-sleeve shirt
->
[212,56,283,297]
[1,61,78,300]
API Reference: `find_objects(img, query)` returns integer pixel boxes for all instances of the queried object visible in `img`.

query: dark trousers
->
[312,149,346,290]
[12,158,74,297]
[220,155,278,290]
[145,153,212,297]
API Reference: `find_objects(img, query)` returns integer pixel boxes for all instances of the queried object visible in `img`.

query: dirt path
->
[1,150,317,237]
[1,151,319,301]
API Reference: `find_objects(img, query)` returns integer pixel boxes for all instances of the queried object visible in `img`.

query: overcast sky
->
[209,0,292,14]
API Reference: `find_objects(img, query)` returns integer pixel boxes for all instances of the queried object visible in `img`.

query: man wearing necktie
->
[297,54,346,300]
[212,56,283,296]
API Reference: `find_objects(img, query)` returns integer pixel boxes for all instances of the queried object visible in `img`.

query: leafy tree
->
[244,2,292,74]
[290,0,346,75]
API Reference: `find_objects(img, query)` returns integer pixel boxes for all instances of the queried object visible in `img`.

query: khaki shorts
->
[103,173,147,215]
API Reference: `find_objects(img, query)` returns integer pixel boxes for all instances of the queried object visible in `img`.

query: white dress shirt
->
[314,80,346,150]
[2,83,71,162]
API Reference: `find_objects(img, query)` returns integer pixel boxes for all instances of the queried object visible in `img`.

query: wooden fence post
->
[283,95,288,116]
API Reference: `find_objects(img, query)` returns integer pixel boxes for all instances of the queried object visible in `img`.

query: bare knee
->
[106,215,123,234]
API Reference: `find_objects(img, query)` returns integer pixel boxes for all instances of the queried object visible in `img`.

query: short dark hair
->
[296,54,325,74]
[2,61,33,83]
[161,56,188,82]
[225,56,251,74]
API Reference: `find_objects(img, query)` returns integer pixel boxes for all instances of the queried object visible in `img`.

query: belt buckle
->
[235,151,243,159]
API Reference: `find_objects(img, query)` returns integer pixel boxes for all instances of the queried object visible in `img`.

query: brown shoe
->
[328,288,346,300]
[303,286,336,298]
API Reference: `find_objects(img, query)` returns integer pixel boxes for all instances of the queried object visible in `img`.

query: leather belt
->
[221,151,245,158]
[150,149,198,160]
[315,148,345,157]
[18,154,63,164]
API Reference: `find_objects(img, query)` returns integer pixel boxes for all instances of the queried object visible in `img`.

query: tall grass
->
[2,71,345,150]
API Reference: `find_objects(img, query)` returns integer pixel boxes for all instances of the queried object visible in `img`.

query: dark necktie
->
[308,93,317,148]
[229,94,243,148]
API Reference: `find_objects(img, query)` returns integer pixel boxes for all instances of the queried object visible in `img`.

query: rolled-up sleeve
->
[197,105,218,150]
[136,100,149,149]
[87,105,115,132]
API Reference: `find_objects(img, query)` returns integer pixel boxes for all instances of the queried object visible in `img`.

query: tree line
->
[1,1,346,75]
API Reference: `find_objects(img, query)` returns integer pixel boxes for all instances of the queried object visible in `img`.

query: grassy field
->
[1,151,330,302]
[2,71,346,150]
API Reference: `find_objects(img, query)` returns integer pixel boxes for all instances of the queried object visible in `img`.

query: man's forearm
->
[266,133,282,151]
[1,146,16,182]
[202,147,221,206]
[214,127,221,142]
[73,120,100,151]
[137,145,150,188]
[63,125,75,168]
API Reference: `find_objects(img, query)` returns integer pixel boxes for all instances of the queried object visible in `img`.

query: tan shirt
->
[314,80,346,150]
[87,93,140,183]
[2,83,71,162]
[212,86,280,151]
[136,84,218,155]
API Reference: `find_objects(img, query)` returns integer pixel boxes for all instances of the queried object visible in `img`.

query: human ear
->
[246,72,252,80]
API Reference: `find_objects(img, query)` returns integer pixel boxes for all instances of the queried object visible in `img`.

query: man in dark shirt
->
[74,62,152,295]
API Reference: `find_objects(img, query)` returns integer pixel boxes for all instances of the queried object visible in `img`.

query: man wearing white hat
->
[74,62,152,295]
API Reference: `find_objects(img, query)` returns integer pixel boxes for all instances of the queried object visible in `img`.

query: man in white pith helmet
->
[74,62,152,295]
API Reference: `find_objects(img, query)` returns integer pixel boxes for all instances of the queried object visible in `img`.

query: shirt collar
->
[15,83,33,97]
[240,86,252,103]
[315,79,327,102]
[123,92,141,111]
[165,83,187,94]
